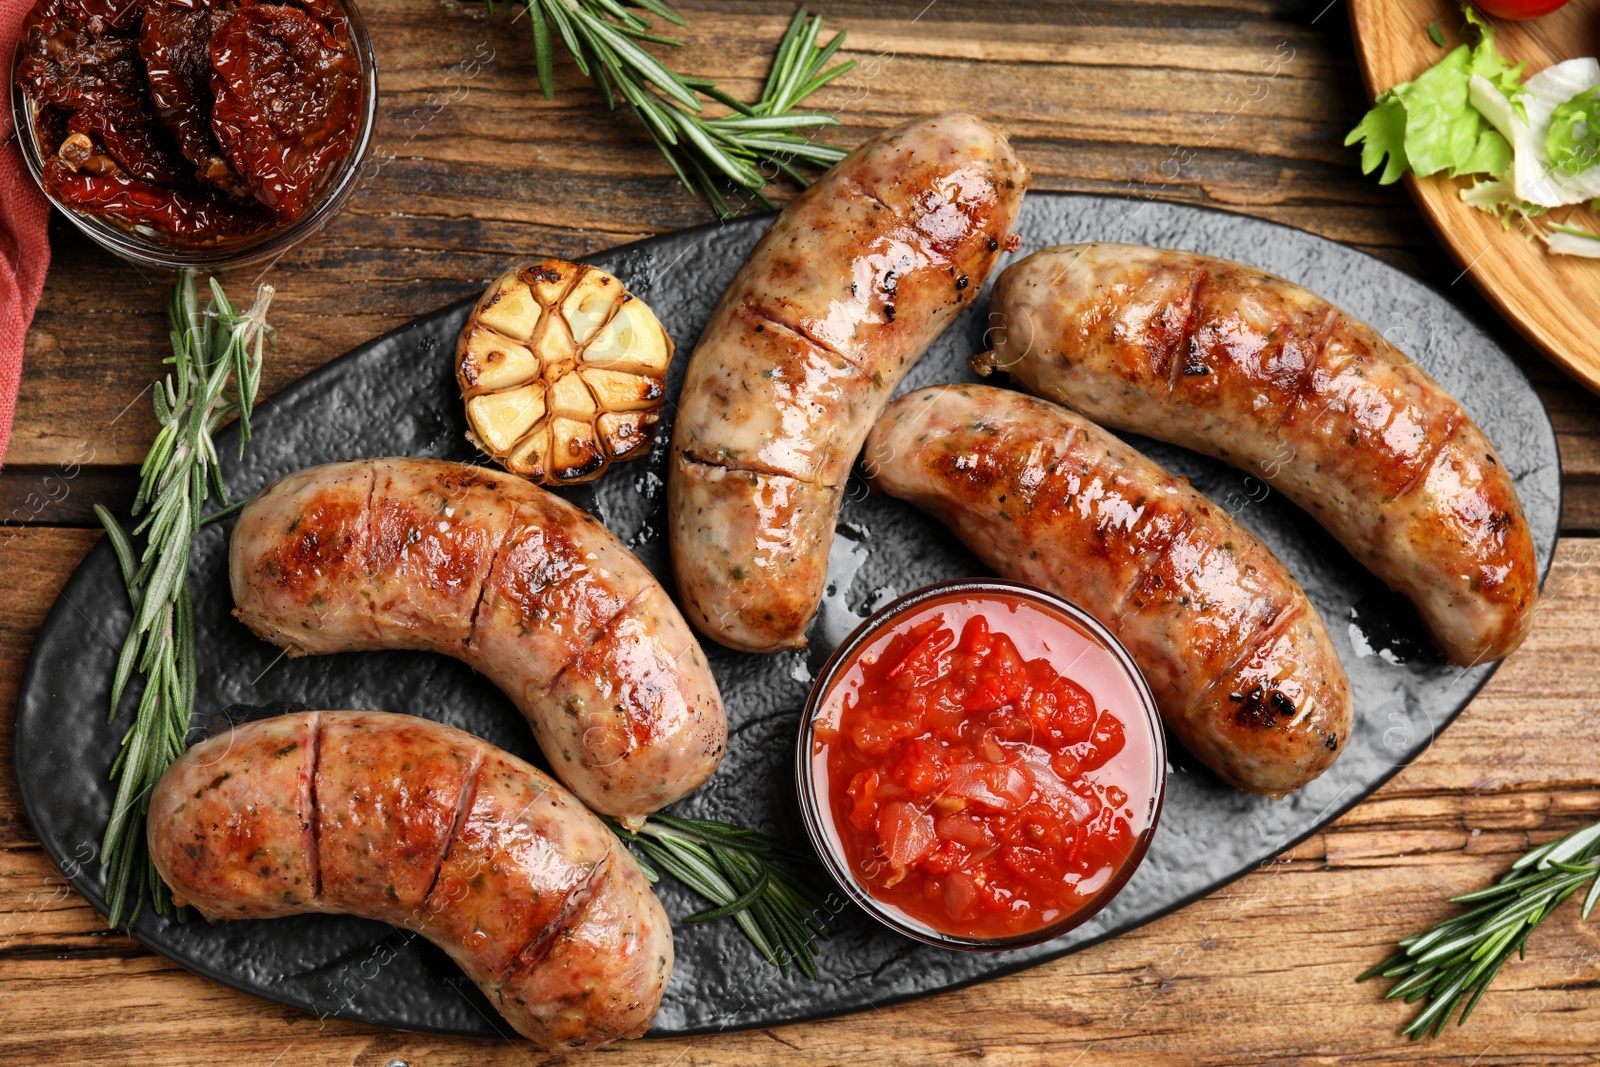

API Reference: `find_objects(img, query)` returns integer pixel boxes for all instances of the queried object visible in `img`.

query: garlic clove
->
[465,384,546,453]
[561,268,622,348]
[582,300,671,376]
[459,325,539,394]
[580,366,663,411]
[522,260,581,307]
[598,410,659,460]
[549,416,605,481]
[506,422,551,482]
[547,370,597,419]
[475,275,541,342]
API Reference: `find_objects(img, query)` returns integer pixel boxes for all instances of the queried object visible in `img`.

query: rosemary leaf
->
[98,274,274,927]
[500,4,853,217]
[1360,815,1600,1037]
[610,813,839,977]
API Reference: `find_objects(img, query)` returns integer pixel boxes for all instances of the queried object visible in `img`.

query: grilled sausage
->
[864,385,1352,797]
[147,711,672,1049]
[229,458,725,826]
[668,111,1029,653]
[978,244,1539,665]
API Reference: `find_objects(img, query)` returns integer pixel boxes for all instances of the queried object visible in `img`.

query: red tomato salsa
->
[810,589,1161,941]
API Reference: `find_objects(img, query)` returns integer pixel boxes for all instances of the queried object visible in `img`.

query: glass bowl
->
[9,0,378,273]
[796,577,1167,952]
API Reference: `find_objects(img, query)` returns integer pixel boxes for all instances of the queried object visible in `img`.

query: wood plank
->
[3,530,1600,1063]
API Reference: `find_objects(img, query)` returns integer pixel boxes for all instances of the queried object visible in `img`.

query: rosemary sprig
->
[96,274,275,927]
[609,814,840,979]
[1359,817,1600,1038]
[492,2,855,217]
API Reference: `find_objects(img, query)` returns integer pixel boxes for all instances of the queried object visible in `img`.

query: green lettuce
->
[1547,88,1599,177]
[1346,5,1523,184]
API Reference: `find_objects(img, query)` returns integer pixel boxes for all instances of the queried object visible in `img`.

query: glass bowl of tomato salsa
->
[11,0,378,273]
[798,578,1166,951]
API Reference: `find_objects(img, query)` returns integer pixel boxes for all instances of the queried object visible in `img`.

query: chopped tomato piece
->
[847,769,880,831]
[885,620,954,681]
[947,762,1032,812]
[1080,712,1125,771]
[958,614,991,655]
[848,713,916,757]
[878,801,937,868]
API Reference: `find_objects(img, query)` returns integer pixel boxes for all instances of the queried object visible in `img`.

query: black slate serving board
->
[16,192,1560,1038]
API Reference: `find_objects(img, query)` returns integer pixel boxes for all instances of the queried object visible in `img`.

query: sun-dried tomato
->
[60,0,148,32]
[67,106,190,186]
[16,0,147,114]
[257,0,349,41]
[41,157,275,237]
[139,0,240,183]
[208,4,360,223]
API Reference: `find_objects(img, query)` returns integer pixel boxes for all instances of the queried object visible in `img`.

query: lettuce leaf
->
[1347,91,1410,184]
[1548,88,1600,177]
[1346,5,1521,184]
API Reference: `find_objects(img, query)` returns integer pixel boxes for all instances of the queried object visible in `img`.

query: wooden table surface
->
[7,1,1600,1063]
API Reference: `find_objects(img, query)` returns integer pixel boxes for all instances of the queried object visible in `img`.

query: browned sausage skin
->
[147,712,672,1049]
[864,385,1353,797]
[980,244,1538,665]
[668,111,1030,653]
[229,458,725,826]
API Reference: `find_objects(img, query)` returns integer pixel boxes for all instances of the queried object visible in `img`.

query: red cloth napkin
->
[1,0,51,467]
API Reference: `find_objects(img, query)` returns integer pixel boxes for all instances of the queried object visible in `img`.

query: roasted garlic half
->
[456,259,673,484]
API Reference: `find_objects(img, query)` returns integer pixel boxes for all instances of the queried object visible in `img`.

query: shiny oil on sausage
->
[668,111,1029,653]
[229,457,725,826]
[864,385,1353,798]
[979,244,1539,665]
[147,711,671,1049]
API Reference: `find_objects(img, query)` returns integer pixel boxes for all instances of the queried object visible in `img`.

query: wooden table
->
[6,1,1600,1062]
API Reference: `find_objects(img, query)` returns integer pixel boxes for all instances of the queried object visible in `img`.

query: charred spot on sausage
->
[1229,685,1296,730]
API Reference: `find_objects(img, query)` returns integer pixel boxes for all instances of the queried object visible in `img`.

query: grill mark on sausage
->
[1163,269,1208,398]
[747,303,861,371]
[744,306,849,376]
[677,445,825,487]
[498,849,613,985]
[416,749,485,920]
[841,176,894,216]
[469,501,656,687]
[304,711,323,901]
[1271,308,1340,438]
[355,459,380,630]
[1107,508,1195,622]
[463,514,519,652]
[1391,409,1466,506]
[1187,599,1307,727]
[543,582,658,736]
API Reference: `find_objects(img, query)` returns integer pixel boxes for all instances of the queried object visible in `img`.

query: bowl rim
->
[795,576,1168,952]
[8,0,379,272]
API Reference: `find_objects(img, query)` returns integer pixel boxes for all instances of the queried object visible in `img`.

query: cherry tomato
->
[1471,0,1570,18]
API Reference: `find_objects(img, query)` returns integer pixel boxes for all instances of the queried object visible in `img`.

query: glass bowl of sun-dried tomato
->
[11,0,377,272]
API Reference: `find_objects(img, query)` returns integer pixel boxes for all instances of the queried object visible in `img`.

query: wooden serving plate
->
[1349,0,1600,392]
